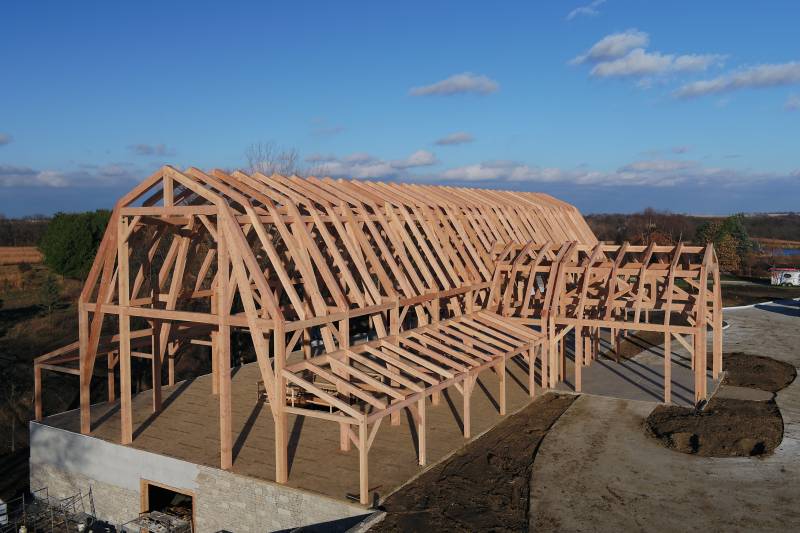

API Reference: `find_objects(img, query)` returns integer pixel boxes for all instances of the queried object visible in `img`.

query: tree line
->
[586,209,800,275]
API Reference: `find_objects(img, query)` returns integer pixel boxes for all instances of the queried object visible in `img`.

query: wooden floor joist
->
[33,167,722,505]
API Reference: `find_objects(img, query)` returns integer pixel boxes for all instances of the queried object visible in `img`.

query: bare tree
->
[245,141,301,176]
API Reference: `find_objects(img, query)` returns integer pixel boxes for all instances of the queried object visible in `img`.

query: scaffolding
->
[0,487,97,533]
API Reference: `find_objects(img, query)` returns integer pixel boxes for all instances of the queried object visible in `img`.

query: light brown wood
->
[35,167,721,507]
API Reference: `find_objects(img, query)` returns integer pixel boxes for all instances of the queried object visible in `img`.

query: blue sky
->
[1,1,799,216]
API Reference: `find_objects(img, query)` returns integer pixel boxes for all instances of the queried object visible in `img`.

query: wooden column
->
[218,236,232,470]
[118,216,133,445]
[463,374,473,438]
[338,318,351,449]
[78,301,91,434]
[167,341,176,386]
[359,422,369,505]
[498,359,507,415]
[151,320,163,412]
[548,317,557,388]
[697,265,709,401]
[417,397,426,465]
[34,364,42,421]
[528,344,536,398]
[211,287,219,395]
[274,321,288,483]
[390,304,401,426]
[107,351,116,402]
[541,335,549,390]
[663,332,671,403]
[712,281,723,379]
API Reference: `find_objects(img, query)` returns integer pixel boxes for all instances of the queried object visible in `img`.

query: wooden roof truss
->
[33,166,720,505]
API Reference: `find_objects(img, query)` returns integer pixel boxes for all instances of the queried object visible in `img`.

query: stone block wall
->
[29,422,368,532]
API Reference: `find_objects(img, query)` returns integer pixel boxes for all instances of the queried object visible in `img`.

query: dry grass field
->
[0,246,43,265]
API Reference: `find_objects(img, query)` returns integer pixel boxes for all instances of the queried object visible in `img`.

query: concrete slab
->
[41,348,543,505]
[555,333,717,407]
[714,385,775,402]
[531,302,800,532]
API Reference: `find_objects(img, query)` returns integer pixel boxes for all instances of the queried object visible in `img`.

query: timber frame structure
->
[34,166,723,505]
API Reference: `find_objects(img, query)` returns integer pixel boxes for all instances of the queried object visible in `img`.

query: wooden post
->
[463,375,473,438]
[417,397,426,465]
[107,351,116,402]
[78,301,91,434]
[528,344,536,398]
[211,287,219,395]
[118,216,133,445]
[218,236,232,470]
[712,273,722,379]
[498,359,506,415]
[359,422,369,505]
[548,318,557,388]
[663,332,671,403]
[151,320,163,412]
[338,318,351,448]
[34,364,42,421]
[541,335,549,390]
[167,342,176,386]
[390,304,401,426]
[274,321,288,483]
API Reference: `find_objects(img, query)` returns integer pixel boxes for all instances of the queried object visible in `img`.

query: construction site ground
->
[370,300,799,532]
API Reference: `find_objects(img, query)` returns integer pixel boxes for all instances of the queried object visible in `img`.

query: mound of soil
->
[721,352,797,392]
[372,393,576,533]
[645,397,783,457]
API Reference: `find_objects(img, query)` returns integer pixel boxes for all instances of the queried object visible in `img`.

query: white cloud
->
[590,48,725,78]
[0,133,12,146]
[786,94,800,111]
[567,0,606,21]
[674,62,800,99]
[392,150,438,169]
[570,29,649,65]
[309,149,438,179]
[128,143,175,156]
[434,132,474,146]
[0,165,65,187]
[432,158,785,187]
[0,163,139,188]
[410,73,499,96]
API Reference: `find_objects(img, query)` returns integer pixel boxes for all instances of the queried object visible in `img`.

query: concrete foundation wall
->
[29,422,367,532]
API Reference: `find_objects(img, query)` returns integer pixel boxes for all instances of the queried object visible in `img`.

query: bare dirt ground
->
[372,393,576,533]
[645,397,784,456]
[722,351,797,391]
[644,352,795,457]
